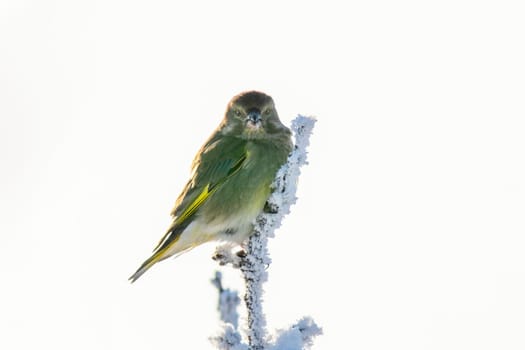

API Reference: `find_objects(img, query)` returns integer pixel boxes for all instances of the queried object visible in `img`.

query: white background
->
[1,1,524,349]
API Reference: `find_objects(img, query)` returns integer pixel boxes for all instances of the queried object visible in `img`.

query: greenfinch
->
[129,91,292,282]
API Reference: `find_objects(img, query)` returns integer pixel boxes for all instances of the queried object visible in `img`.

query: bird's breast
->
[200,140,287,231]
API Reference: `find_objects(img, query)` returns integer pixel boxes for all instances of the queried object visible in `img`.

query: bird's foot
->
[212,244,243,268]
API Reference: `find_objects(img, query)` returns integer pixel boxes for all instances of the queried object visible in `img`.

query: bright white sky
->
[1,1,524,349]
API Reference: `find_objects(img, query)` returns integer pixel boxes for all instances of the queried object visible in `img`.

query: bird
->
[129,91,293,282]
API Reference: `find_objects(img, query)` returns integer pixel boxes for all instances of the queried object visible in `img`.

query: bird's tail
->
[128,251,164,283]
[129,219,208,283]
[129,231,182,283]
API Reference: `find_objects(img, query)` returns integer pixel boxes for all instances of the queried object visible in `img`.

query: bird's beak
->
[246,109,262,129]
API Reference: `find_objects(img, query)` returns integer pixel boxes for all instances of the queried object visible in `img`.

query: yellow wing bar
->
[174,184,215,226]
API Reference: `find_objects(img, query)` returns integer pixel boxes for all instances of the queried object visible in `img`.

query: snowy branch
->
[211,115,320,350]
[269,317,322,350]
[210,271,247,350]
[211,271,241,329]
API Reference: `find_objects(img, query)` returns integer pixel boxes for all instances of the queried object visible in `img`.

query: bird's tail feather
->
[129,230,185,283]
[128,253,160,283]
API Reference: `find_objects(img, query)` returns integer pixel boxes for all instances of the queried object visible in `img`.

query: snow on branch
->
[210,271,247,350]
[269,317,322,350]
[211,115,320,350]
[211,271,241,329]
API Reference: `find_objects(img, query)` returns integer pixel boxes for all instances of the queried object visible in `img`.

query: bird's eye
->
[263,108,272,116]
[234,110,242,117]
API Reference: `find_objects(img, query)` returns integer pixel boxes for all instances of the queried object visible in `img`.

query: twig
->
[240,116,316,350]
[211,115,317,350]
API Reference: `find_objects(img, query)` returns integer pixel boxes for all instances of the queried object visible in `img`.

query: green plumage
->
[129,91,292,282]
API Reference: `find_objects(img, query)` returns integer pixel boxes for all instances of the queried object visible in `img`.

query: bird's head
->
[221,91,290,139]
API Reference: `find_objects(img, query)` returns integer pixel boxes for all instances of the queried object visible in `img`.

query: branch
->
[211,115,317,350]
[211,271,241,329]
[241,116,316,350]
[269,317,322,350]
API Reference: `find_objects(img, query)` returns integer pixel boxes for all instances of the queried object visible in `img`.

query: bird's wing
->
[152,135,247,253]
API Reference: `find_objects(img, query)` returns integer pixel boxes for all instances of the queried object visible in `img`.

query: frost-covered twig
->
[210,271,246,350]
[269,317,322,350]
[211,115,318,350]
[210,323,248,350]
[211,271,241,329]
[241,115,316,350]
[240,232,270,350]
